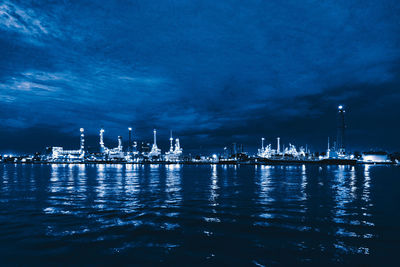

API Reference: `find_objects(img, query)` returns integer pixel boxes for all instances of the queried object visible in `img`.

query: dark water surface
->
[0,164,399,265]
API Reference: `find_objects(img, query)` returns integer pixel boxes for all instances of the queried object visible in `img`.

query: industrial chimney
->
[118,136,123,152]
[153,129,157,146]
[277,137,280,154]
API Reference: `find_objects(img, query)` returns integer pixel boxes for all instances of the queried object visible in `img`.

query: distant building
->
[50,128,85,162]
[362,152,391,163]
[257,137,305,159]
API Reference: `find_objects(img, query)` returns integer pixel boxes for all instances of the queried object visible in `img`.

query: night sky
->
[1,0,399,154]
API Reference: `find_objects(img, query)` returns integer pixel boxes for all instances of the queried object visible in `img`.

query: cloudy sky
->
[0,0,399,153]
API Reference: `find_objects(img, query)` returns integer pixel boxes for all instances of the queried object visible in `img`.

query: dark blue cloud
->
[1,0,400,153]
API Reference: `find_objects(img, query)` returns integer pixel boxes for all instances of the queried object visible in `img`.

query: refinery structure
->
[255,105,358,164]
[0,106,395,165]
[47,127,185,163]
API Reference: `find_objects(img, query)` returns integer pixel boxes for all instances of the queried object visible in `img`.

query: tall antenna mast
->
[337,105,346,154]
[128,127,132,152]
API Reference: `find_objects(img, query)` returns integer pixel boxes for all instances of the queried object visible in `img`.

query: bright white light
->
[212,154,217,159]
[128,127,132,131]
[80,128,84,132]
[338,105,343,110]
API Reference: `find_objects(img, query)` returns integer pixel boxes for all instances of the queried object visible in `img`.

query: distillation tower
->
[257,136,306,159]
[148,129,161,158]
[165,131,183,161]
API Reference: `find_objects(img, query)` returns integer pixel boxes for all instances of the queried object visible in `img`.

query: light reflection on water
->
[165,164,182,208]
[0,164,399,265]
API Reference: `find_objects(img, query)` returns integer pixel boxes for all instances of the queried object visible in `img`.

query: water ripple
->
[0,164,399,265]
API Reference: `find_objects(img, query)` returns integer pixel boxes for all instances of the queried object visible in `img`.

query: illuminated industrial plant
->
[257,137,307,159]
[48,127,185,163]
[165,131,183,162]
[148,129,162,158]
[1,105,395,165]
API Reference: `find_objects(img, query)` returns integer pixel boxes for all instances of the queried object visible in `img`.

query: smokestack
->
[153,129,157,146]
[80,128,85,151]
[118,136,123,152]
[277,137,280,153]
[261,137,265,150]
[327,137,330,150]
[128,127,132,152]
[175,138,180,151]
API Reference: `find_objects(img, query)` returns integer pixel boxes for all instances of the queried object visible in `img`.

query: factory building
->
[50,128,85,162]
[95,128,125,160]
[164,131,183,162]
[361,152,391,163]
[257,137,306,159]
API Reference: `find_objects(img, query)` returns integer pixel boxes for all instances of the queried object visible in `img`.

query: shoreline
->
[0,161,395,166]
